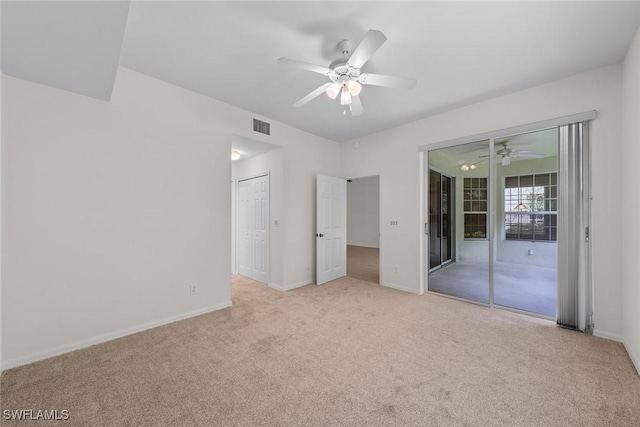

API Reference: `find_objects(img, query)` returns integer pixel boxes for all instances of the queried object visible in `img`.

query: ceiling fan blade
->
[277,58,334,76]
[358,73,417,89]
[346,29,387,69]
[293,83,332,108]
[350,96,364,116]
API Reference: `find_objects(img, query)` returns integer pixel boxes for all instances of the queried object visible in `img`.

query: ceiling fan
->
[278,29,417,116]
[480,142,545,166]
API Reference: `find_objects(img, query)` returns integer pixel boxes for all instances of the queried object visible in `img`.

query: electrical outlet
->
[394,266,399,273]
[190,283,198,295]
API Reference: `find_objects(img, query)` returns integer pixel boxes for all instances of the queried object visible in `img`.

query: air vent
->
[253,118,271,136]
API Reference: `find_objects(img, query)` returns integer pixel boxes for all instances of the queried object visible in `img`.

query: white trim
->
[593,329,624,342]
[269,280,312,292]
[623,340,640,376]
[381,281,423,295]
[1,301,232,371]
[418,110,597,152]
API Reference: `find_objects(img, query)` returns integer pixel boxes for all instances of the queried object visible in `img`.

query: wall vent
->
[253,118,271,136]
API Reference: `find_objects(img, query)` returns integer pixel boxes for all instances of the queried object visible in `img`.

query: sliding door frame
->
[420,111,596,321]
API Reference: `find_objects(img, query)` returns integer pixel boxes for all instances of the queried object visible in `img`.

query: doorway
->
[230,135,280,287]
[346,175,380,284]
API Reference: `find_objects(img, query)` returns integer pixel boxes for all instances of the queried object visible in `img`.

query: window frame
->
[502,172,558,242]
[463,177,489,240]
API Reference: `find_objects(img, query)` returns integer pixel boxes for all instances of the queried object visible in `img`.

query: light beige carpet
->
[1,275,639,426]
[347,245,379,283]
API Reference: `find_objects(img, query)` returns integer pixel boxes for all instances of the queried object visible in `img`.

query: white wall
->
[232,149,284,288]
[347,176,380,248]
[281,142,341,289]
[1,67,339,369]
[341,64,624,338]
[622,28,640,374]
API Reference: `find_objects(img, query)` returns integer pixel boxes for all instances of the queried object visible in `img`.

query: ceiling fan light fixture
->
[501,155,511,166]
[470,164,477,170]
[231,150,241,161]
[325,83,341,100]
[460,164,470,171]
[346,80,362,96]
[340,86,352,105]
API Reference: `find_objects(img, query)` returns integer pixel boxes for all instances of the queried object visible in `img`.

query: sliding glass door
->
[424,114,593,326]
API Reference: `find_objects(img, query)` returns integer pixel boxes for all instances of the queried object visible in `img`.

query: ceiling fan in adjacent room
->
[278,29,417,116]
[481,142,545,166]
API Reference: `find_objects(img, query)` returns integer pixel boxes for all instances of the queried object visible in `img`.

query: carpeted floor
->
[347,245,379,283]
[1,275,639,426]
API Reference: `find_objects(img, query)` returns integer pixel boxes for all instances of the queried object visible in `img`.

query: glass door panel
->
[493,129,558,317]
[428,140,490,304]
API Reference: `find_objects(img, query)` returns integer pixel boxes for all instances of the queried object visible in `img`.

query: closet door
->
[238,175,270,284]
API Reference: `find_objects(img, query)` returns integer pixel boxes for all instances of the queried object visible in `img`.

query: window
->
[464,177,487,239]
[504,173,557,241]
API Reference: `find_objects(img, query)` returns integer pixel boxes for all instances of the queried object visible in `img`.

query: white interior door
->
[238,180,252,278]
[238,175,270,284]
[316,174,347,285]
[251,175,269,284]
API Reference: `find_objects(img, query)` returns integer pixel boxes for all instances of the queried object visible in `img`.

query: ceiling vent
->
[253,118,271,136]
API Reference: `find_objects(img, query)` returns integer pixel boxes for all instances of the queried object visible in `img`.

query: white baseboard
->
[381,281,422,295]
[623,340,640,376]
[593,329,624,342]
[1,301,232,371]
[269,280,312,292]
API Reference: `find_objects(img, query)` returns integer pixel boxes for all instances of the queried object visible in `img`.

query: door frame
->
[344,173,382,284]
[235,172,271,284]
[419,111,596,321]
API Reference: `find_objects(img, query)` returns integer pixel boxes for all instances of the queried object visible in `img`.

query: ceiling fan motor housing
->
[328,61,360,83]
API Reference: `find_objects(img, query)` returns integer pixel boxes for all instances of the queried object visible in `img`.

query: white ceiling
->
[1,1,130,100]
[3,2,640,142]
